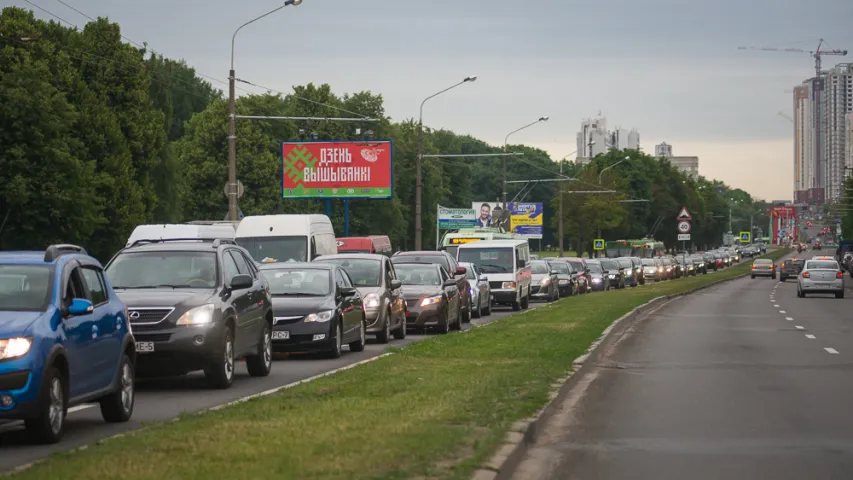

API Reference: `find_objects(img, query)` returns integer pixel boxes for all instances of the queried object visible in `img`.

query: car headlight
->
[0,337,32,360]
[540,277,551,286]
[502,282,516,289]
[176,304,215,326]
[421,296,442,307]
[559,279,569,284]
[364,293,381,309]
[592,278,602,283]
[609,274,616,279]
[304,310,334,323]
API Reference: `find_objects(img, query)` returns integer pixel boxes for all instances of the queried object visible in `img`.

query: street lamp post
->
[558,150,580,256]
[414,76,477,250]
[503,116,549,208]
[228,0,303,222]
[749,209,763,240]
[598,156,630,185]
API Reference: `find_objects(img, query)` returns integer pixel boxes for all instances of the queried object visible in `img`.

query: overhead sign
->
[677,221,692,234]
[677,206,692,220]
[437,206,477,230]
[449,237,482,245]
[471,202,544,239]
[677,233,691,241]
[281,140,393,199]
[739,232,751,243]
[593,239,605,251]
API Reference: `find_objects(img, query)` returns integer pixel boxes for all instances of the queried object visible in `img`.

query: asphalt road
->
[0,300,544,472]
[511,247,853,480]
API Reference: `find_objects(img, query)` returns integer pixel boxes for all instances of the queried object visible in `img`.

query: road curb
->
[470,264,780,480]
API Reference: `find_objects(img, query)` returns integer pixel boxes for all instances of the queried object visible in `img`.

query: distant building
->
[822,63,853,202]
[847,112,853,183]
[575,115,640,164]
[655,142,673,158]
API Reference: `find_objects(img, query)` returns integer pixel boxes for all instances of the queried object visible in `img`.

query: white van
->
[125,223,237,248]
[235,214,337,263]
[456,239,532,311]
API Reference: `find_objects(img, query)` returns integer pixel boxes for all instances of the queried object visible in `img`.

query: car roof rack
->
[44,244,87,262]
[128,238,237,248]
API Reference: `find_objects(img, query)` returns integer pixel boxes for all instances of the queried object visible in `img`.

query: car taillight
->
[770,266,774,270]
[751,265,756,269]
[803,272,810,278]
[837,272,844,278]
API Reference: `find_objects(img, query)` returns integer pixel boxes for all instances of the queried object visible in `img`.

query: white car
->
[797,259,845,299]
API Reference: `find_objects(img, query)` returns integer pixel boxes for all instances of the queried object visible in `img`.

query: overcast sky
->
[10,0,853,201]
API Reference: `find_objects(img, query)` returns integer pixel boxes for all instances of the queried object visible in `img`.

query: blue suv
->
[0,244,135,443]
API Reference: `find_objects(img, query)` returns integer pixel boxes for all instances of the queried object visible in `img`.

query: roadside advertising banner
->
[437,205,476,230]
[281,141,393,199]
[471,202,544,239]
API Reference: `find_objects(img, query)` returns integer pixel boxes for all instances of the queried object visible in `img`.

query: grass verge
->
[11,250,789,480]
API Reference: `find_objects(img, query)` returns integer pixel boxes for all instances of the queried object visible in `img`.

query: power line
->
[23,0,74,26]
[236,78,375,120]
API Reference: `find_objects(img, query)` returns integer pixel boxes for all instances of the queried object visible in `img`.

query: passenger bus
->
[439,228,515,257]
[605,239,665,258]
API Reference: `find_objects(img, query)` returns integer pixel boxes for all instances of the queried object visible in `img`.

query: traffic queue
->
[0,213,761,445]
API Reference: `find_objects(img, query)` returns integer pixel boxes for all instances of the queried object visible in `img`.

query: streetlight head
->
[464,75,478,82]
[589,140,596,146]
[286,0,303,6]
[540,116,550,122]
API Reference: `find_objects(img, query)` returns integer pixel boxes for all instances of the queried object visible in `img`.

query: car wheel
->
[205,327,235,389]
[462,297,471,323]
[99,354,135,423]
[451,305,462,331]
[327,322,343,358]
[836,291,845,299]
[472,297,482,319]
[438,308,451,334]
[512,299,521,311]
[349,318,367,351]
[521,291,530,309]
[246,322,272,377]
[483,296,492,316]
[376,311,391,344]
[751,275,755,279]
[25,366,66,444]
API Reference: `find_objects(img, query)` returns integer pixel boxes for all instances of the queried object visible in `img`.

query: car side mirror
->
[603,270,610,275]
[443,279,457,287]
[341,286,358,297]
[478,274,488,282]
[390,279,402,290]
[67,298,93,316]
[230,274,253,290]
[455,266,467,275]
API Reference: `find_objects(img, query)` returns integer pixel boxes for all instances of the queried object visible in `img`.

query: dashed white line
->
[795,325,805,330]
[785,317,794,321]
[805,334,816,339]
[773,304,780,307]
[779,310,787,314]
[825,347,840,355]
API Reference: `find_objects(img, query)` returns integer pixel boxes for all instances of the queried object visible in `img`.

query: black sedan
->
[394,263,461,334]
[258,263,367,359]
[600,259,625,289]
[585,260,611,291]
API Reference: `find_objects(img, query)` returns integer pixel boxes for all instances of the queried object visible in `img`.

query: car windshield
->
[587,263,603,273]
[806,261,838,270]
[530,262,550,274]
[617,259,632,268]
[0,265,53,312]
[392,254,450,272]
[567,261,585,272]
[393,264,441,286]
[601,261,619,270]
[551,262,570,275]
[754,259,772,265]
[260,268,331,296]
[313,258,381,287]
[457,248,513,274]
[107,251,217,289]
[236,236,307,263]
[792,259,806,266]
[641,259,657,266]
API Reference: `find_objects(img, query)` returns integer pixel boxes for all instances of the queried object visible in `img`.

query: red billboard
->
[771,206,797,243]
[281,140,393,199]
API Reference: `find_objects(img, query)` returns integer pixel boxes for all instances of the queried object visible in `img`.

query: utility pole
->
[503,117,549,208]
[228,0,302,222]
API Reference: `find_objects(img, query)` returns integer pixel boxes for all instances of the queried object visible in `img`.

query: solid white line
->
[795,325,805,330]
[785,317,794,321]
[805,334,816,339]
[825,347,840,354]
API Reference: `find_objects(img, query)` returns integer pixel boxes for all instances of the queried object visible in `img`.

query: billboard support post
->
[325,199,331,218]
[344,200,350,237]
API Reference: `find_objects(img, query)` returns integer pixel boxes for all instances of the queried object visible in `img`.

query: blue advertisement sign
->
[471,202,543,239]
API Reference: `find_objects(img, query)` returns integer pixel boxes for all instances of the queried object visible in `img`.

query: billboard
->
[471,202,543,239]
[770,205,797,244]
[281,140,393,199]
[437,205,476,230]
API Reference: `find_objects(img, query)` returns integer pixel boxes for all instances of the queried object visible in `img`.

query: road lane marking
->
[795,325,805,330]
[773,304,780,307]
[785,317,794,321]
[825,347,840,354]
[805,334,816,339]
[780,310,787,314]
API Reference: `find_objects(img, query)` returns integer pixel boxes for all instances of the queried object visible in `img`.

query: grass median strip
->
[11,250,789,480]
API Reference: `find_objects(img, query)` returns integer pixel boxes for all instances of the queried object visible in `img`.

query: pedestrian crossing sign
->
[739,232,751,243]
[593,239,605,250]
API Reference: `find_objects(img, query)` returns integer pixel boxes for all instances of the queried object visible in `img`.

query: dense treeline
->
[0,8,768,261]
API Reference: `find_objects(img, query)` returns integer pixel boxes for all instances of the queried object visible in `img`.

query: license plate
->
[135,342,154,353]
[816,283,831,288]
[272,331,290,340]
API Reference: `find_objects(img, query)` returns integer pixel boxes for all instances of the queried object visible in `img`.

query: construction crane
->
[737,39,847,78]
[777,111,794,124]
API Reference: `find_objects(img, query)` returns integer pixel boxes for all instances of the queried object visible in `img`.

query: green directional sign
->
[593,239,605,250]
